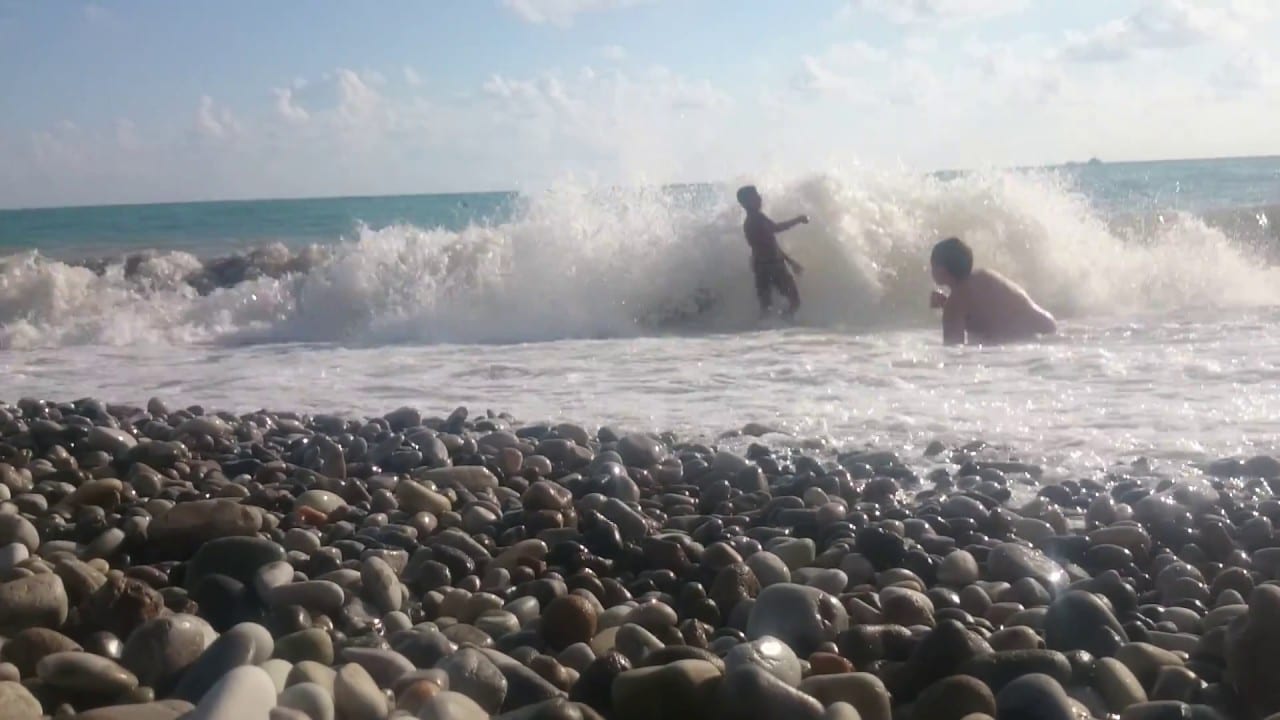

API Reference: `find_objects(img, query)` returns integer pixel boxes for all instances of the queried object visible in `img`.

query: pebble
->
[1045,590,1127,658]
[0,398,1274,719]
[274,628,335,665]
[0,573,69,632]
[75,700,194,720]
[417,691,491,720]
[172,629,259,703]
[611,659,722,720]
[747,583,849,655]
[1226,584,1280,717]
[911,675,997,720]
[542,594,599,651]
[340,647,415,688]
[799,673,892,720]
[725,635,803,687]
[121,613,218,693]
[435,646,508,713]
[995,673,1077,720]
[746,551,793,587]
[986,543,1067,593]
[0,681,43,720]
[334,662,389,720]
[2,627,83,676]
[186,665,277,720]
[939,550,980,587]
[719,664,825,720]
[1094,656,1148,713]
[149,499,262,545]
[36,651,139,695]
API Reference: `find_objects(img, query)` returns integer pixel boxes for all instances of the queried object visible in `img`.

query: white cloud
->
[336,69,381,121]
[1061,0,1267,63]
[847,0,1027,25]
[273,88,310,124]
[502,0,650,27]
[1212,50,1280,96]
[794,42,942,106]
[403,65,423,86]
[195,96,239,139]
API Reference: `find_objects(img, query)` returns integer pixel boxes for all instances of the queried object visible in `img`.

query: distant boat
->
[1087,157,1103,166]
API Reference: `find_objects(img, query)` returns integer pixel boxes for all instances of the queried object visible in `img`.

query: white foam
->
[2,168,1278,349]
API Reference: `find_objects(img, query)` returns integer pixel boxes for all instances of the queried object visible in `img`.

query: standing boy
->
[737,185,808,319]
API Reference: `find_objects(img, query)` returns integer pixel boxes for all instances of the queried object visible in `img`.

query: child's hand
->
[929,290,947,309]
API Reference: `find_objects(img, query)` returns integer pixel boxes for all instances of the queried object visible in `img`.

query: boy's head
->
[931,237,973,286]
[736,185,762,212]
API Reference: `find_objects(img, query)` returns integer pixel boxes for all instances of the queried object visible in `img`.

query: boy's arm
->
[772,215,810,233]
[780,250,803,274]
[941,297,966,345]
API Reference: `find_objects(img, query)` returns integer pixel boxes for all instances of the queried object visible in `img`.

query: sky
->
[0,0,1277,208]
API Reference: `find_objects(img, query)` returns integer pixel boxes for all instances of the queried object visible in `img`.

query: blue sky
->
[1,0,1276,207]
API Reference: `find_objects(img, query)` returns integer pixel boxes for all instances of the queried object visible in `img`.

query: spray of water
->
[1,168,1277,349]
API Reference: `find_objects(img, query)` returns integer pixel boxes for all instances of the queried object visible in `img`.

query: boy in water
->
[737,185,808,318]
[929,237,1057,345]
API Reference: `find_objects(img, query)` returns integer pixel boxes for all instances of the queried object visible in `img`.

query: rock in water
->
[747,583,849,655]
[1044,591,1127,658]
[186,665,276,720]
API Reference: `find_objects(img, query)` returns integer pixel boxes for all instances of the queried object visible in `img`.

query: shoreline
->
[0,397,1278,718]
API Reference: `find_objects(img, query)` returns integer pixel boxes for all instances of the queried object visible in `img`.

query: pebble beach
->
[1,398,1279,720]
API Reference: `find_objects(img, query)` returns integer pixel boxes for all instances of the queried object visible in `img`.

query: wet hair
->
[736,185,758,206]
[931,237,973,280]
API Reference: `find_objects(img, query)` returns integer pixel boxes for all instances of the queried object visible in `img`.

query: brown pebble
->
[530,654,575,691]
[396,679,442,714]
[297,506,328,526]
[808,652,854,675]
[542,594,599,651]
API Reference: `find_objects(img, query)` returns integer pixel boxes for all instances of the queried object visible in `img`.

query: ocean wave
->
[2,169,1279,349]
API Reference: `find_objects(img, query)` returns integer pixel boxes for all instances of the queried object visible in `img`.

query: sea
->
[2,157,1279,477]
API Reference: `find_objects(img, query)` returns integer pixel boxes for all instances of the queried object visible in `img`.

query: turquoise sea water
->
[1,157,1276,258]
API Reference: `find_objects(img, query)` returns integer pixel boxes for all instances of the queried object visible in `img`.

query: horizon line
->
[3,151,1278,213]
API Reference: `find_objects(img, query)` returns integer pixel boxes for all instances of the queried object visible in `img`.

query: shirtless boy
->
[929,237,1057,345]
[737,185,808,318]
